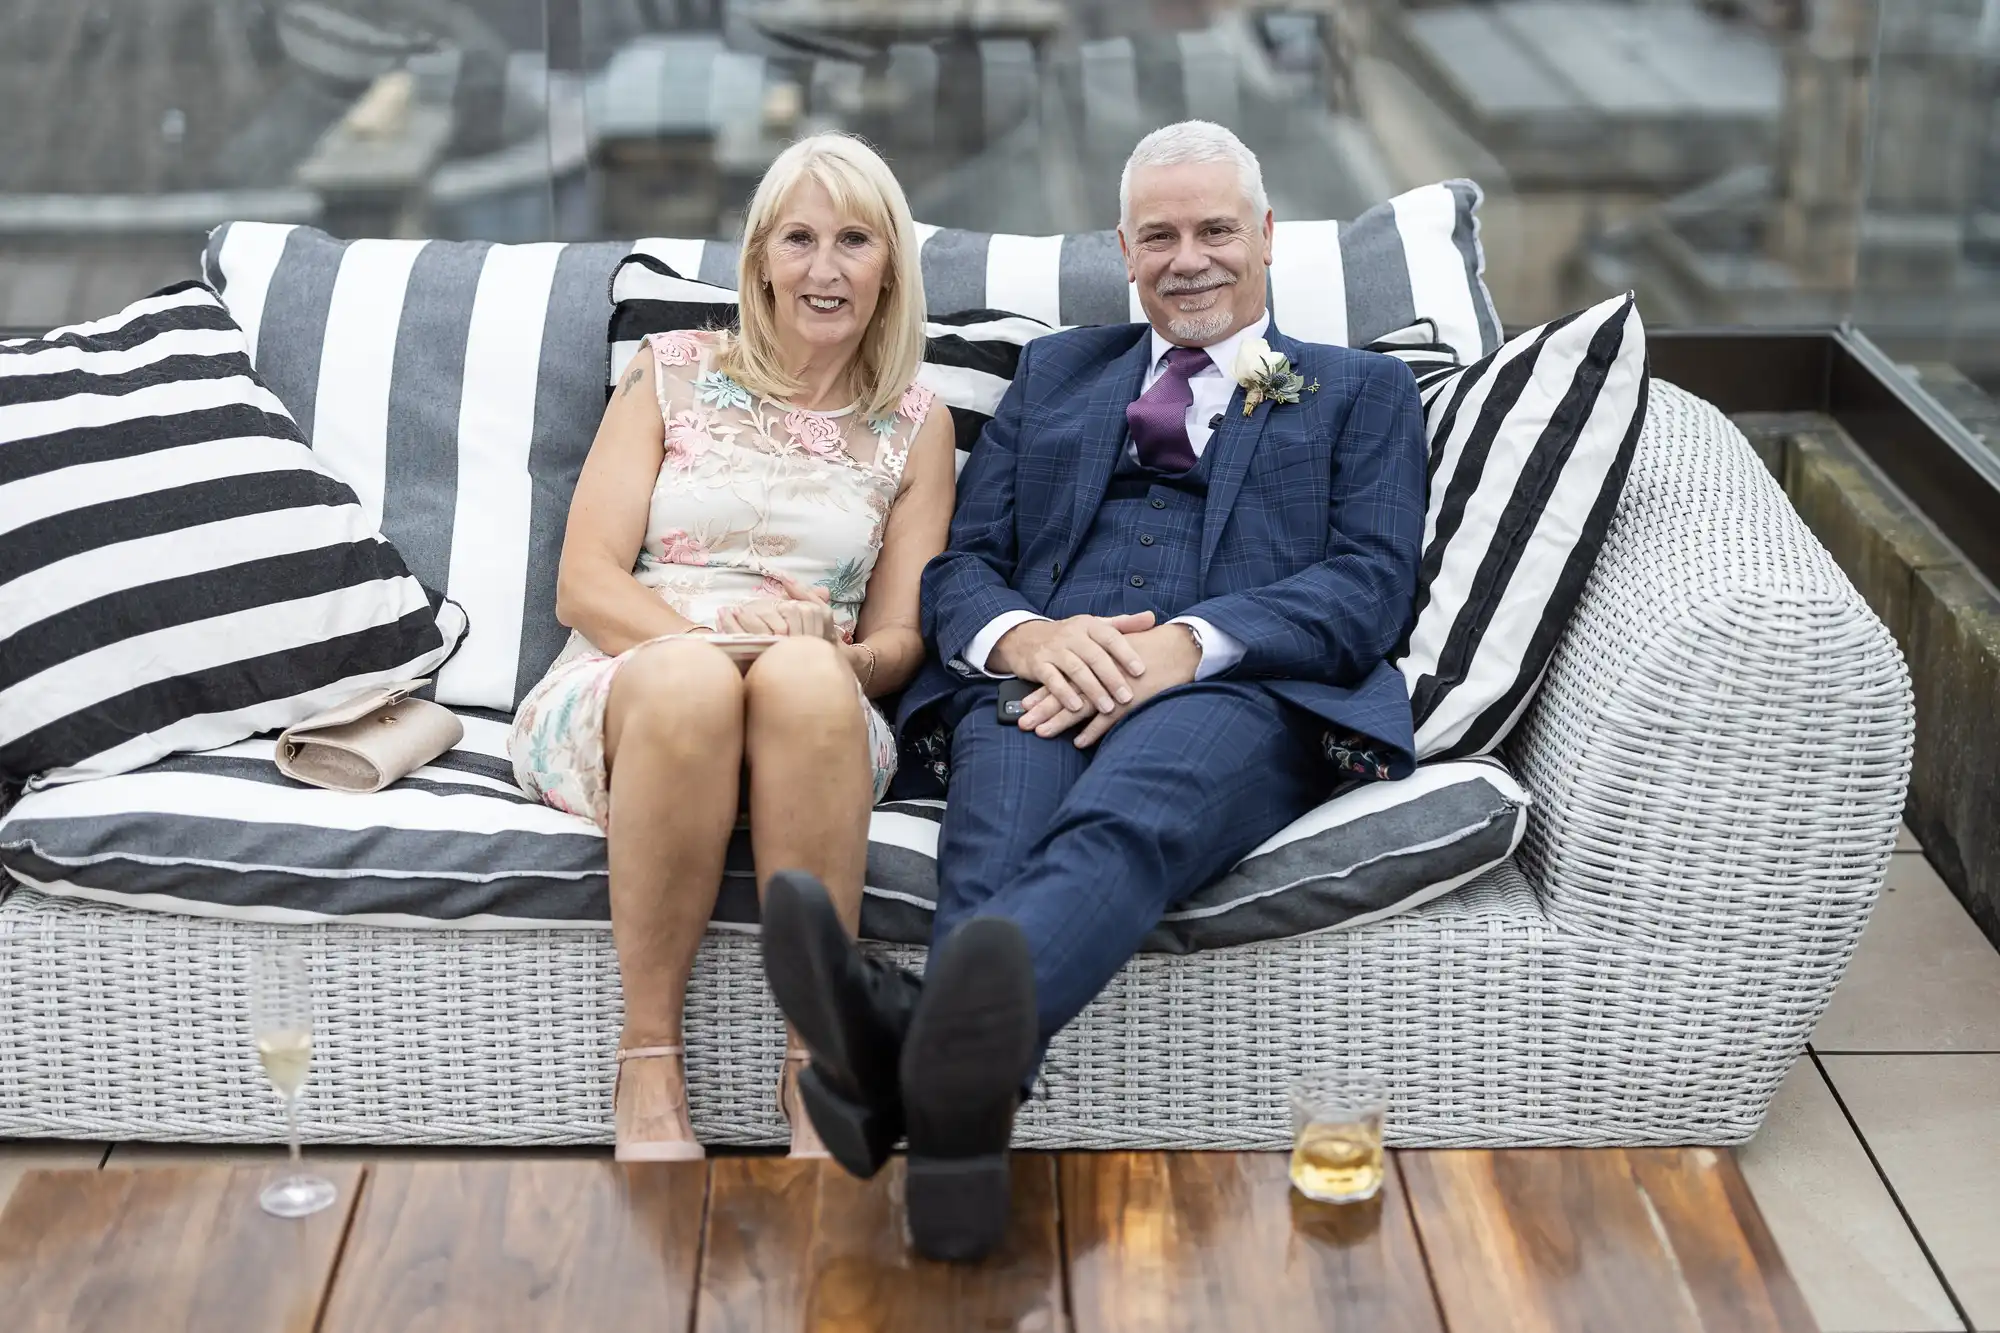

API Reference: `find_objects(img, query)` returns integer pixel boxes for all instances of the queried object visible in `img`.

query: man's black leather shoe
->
[899,916,1038,1262]
[760,870,922,1179]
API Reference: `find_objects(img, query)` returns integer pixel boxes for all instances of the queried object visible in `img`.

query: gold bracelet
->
[855,643,878,691]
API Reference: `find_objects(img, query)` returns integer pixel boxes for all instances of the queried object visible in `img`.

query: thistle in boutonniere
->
[1231,337,1320,417]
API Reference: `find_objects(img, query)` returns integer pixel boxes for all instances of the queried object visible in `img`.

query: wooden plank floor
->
[1400,1149,1819,1333]
[0,1163,365,1333]
[1064,1152,1444,1332]
[0,1150,1816,1333]
[320,1159,705,1332]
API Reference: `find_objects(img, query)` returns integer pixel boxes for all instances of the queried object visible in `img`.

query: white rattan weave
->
[0,385,1912,1149]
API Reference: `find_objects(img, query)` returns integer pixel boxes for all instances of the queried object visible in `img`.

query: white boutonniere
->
[1230,337,1319,417]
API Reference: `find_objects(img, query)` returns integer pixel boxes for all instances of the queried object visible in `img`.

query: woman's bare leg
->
[603,637,744,1152]
[743,637,874,1155]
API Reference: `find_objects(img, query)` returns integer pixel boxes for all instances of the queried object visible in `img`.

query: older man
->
[762,121,1427,1259]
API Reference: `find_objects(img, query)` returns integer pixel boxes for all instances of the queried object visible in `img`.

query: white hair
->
[1118,121,1269,229]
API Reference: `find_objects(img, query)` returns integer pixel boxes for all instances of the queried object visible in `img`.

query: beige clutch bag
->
[275,680,463,793]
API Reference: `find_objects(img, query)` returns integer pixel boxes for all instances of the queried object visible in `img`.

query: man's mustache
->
[1155,271,1235,296]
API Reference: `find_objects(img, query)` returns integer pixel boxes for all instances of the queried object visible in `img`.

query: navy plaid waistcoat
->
[1045,450,1214,623]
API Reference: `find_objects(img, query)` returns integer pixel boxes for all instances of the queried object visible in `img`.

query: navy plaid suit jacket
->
[901,319,1428,774]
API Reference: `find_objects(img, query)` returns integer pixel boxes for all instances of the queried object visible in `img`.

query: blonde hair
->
[717,134,926,421]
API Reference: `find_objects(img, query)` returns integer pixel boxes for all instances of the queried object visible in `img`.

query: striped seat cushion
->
[0,282,464,788]
[0,719,1526,949]
[1366,295,1650,760]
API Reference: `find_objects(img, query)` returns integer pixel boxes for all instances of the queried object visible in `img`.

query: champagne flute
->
[249,949,336,1218]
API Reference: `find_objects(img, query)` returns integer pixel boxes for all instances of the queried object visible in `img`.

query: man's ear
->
[1117,227,1136,284]
[1261,209,1275,267]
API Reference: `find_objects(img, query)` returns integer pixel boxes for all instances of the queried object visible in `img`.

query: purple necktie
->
[1126,345,1210,474]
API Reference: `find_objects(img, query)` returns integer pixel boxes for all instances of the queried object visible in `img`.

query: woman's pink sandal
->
[614,1045,706,1162]
[781,1050,833,1160]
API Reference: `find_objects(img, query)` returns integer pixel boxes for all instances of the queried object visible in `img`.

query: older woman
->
[509,135,955,1160]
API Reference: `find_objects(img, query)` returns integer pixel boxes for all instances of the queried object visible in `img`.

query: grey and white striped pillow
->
[1366,294,1650,760]
[621,178,1500,363]
[201,223,632,712]
[0,719,1525,950]
[0,282,464,787]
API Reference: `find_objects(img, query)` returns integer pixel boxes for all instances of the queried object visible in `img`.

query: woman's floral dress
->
[509,330,933,827]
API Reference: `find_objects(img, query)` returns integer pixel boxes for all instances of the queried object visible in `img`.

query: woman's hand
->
[715,573,843,642]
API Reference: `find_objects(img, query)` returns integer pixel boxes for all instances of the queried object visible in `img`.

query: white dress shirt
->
[962,313,1271,680]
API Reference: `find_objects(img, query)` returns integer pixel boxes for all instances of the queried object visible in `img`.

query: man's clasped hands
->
[988,612,1203,748]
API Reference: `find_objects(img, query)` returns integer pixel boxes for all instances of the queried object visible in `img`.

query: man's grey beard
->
[1156,271,1236,344]
[1163,308,1235,343]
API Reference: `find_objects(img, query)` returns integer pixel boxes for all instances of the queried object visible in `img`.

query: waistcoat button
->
[1130,575,1145,588]
[1138,534,1154,546]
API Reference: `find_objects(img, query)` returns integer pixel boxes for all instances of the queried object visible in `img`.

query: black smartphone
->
[996,677,1036,725]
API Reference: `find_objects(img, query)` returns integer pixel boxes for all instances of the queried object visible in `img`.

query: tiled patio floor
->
[3,830,1994,1330]
[1739,831,2000,1333]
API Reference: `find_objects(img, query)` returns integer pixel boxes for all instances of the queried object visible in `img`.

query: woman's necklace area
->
[783,353,862,416]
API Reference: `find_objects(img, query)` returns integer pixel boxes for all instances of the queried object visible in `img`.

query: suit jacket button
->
[1052,561,1062,580]
[1150,497,1166,509]
[1139,534,1154,546]
[1130,575,1145,588]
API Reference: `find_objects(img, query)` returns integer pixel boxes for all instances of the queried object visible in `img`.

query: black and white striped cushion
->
[0,725,1524,948]
[0,282,465,788]
[201,223,634,713]
[607,254,1052,469]
[619,178,1500,364]
[1368,294,1649,760]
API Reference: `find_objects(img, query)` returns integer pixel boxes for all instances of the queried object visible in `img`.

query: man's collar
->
[1149,309,1273,378]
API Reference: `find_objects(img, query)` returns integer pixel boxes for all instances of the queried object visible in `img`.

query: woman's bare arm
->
[554,348,702,655]
[850,404,957,697]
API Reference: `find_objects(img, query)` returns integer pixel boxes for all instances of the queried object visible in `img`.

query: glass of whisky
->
[1288,1072,1387,1204]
